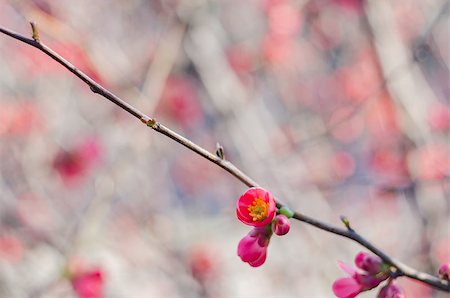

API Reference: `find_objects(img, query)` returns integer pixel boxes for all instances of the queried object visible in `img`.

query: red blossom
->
[236,187,276,227]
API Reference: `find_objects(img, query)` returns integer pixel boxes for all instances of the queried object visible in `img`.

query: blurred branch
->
[363,0,439,145]
[0,24,448,292]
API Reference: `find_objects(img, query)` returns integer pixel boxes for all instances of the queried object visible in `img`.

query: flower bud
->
[272,214,290,236]
[237,227,271,267]
[355,252,384,275]
[377,281,405,298]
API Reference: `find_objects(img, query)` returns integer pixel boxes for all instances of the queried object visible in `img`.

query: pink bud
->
[377,281,405,298]
[237,227,271,267]
[439,263,450,280]
[355,252,384,275]
[272,214,291,236]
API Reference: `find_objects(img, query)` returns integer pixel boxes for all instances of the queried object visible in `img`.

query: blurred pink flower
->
[377,281,405,298]
[226,45,254,76]
[332,0,363,12]
[70,266,104,298]
[272,214,290,236]
[236,187,276,227]
[427,103,450,132]
[369,143,411,188]
[329,106,365,143]
[53,137,102,185]
[189,245,217,284]
[333,257,389,298]
[331,151,356,180]
[159,76,203,130]
[0,101,42,136]
[410,142,450,181]
[366,97,401,140]
[438,263,450,280]
[0,234,23,263]
[237,227,272,267]
[263,34,297,66]
[267,2,302,38]
[20,41,105,85]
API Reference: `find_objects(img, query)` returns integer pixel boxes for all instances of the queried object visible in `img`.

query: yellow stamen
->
[247,197,269,221]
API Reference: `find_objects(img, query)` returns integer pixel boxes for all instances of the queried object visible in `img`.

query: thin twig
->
[0,24,448,292]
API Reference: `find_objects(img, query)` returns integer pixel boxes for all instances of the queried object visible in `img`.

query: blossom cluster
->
[235,187,292,267]
[332,252,404,298]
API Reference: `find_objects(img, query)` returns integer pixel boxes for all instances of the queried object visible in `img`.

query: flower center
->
[247,197,269,221]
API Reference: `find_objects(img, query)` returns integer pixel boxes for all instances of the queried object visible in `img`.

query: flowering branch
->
[0,24,448,293]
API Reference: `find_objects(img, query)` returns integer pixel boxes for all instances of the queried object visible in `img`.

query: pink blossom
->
[439,263,450,280]
[237,227,272,267]
[236,187,276,227]
[0,101,42,136]
[188,245,217,284]
[411,143,450,181]
[70,268,104,298]
[159,75,203,130]
[53,137,102,185]
[272,214,290,236]
[377,282,405,298]
[331,151,356,180]
[332,261,388,298]
[0,235,23,263]
[427,103,450,132]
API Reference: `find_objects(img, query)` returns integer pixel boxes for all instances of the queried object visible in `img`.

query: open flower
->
[236,187,276,227]
[237,226,272,267]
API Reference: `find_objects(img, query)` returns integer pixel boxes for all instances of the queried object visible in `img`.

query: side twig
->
[0,24,448,292]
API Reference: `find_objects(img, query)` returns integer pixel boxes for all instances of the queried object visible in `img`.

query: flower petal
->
[332,277,361,298]
[248,249,267,267]
[237,235,261,263]
[338,261,357,276]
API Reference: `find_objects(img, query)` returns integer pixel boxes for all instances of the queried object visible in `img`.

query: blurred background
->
[0,0,449,297]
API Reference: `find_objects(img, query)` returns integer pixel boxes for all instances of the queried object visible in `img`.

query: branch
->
[0,24,448,292]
